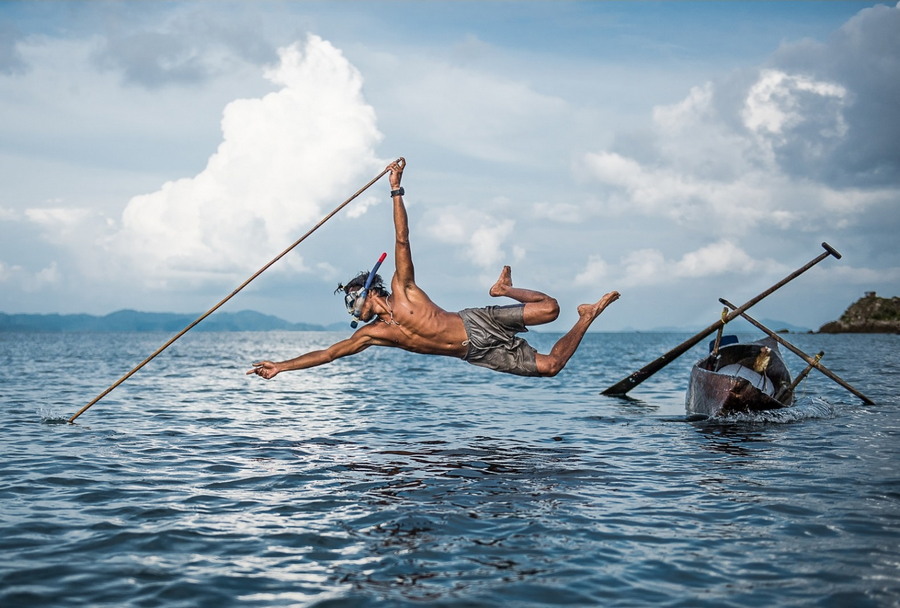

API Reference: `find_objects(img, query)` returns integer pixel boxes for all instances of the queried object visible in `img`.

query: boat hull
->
[686,338,793,417]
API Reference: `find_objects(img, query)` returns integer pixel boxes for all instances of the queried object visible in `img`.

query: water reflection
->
[692,422,772,457]
[304,437,589,603]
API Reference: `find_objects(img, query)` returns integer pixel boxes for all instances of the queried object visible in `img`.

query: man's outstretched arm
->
[247,331,378,380]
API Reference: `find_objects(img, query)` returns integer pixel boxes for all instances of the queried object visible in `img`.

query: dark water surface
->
[2,331,898,606]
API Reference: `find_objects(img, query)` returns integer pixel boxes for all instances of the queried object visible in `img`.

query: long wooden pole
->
[602,242,842,396]
[774,351,823,402]
[719,298,875,405]
[69,161,397,423]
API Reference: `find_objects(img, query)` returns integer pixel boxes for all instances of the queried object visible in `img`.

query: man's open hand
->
[247,361,279,380]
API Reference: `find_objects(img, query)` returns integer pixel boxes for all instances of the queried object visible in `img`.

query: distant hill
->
[0,310,330,332]
[0,310,815,334]
[819,292,900,334]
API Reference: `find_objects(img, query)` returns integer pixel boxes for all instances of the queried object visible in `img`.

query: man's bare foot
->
[577,291,620,321]
[490,265,513,297]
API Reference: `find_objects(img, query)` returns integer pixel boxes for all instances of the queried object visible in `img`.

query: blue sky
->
[1,1,897,331]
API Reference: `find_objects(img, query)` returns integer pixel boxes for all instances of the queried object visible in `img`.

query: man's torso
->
[373,287,469,358]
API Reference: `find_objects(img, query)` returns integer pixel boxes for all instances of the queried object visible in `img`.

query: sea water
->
[1,331,898,607]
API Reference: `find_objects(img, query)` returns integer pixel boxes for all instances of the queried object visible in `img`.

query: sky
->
[1,1,898,332]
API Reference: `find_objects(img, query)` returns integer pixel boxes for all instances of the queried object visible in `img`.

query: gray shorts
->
[457,305,539,377]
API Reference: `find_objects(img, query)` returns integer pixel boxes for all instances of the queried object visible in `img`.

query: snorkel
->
[349,252,388,328]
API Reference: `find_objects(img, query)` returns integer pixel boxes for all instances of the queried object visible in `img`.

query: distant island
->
[3,308,811,334]
[6,299,896,334]
[0,310,347,333]
[818,292,900,334]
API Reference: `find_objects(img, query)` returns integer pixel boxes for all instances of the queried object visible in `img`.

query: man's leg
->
[534,291,620,377]
[490,266,559,325]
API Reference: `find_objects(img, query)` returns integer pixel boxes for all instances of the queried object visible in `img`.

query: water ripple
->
[0,332,898,606]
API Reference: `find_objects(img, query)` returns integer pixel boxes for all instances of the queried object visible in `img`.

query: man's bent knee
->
[526,298,559,325]
[535,355,565,377]
[546,297,560,320]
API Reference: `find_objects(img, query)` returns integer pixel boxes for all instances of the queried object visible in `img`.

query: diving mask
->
[344,290,362,316]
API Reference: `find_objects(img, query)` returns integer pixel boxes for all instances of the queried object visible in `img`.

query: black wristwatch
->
[390,187,405,197]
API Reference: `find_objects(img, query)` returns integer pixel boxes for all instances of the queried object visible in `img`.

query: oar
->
[602,242,842,396]
[68,159,401,423]
[719,298,875,405]
[710,307,728,358]
[774,351,823,403]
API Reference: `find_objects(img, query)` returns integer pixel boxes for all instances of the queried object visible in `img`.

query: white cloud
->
[469,220,515,269]
[574,255,609,286]
[25,207,93,237]
[742,69,847,137]
[742,68,849,172]
[2,3,896,328]
[105,35,383,284]
[27,262,60,291]
[578,241,782,289]
[90,3,274,88]
[582,151,779,230]
[829,264,900,286]
[674,240,766,278]
[380,51,571,165]
[4,261,62,292]
[770,2,900,186]
[581,60,896,240]
[426,206,515,269]
[0,261,19,282]
[345,194,381,220]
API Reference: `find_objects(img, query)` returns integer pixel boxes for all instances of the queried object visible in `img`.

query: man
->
[248,159,619,380]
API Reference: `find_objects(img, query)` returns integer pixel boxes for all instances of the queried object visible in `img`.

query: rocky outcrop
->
[818,292,900,334]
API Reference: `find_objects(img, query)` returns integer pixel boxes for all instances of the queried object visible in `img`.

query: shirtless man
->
[247,159,619,380]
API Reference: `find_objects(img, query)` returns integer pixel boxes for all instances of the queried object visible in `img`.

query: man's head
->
[337,271,388,297]
[335,271,389,320]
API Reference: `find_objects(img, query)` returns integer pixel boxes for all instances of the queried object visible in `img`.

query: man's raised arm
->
[388,158,415,290]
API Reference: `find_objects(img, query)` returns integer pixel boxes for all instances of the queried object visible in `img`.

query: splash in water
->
[714,396,837,424]
[38,409,70,424]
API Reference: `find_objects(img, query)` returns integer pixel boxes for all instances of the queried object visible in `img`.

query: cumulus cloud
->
[770,2,900,186]
[92,5,274,87]
[25,207,94,238]
[742,69,848,172]
[576,240,782,288]
[0,22,28,75]
[384,53,570,164]
[580,2,900,246]
[425,205,517,269]
[572,2,900,309]
[582,149,798,232]
[0,259,60,291]
[0,261,16,282]
[573,255,609,286]
[25,262,60,292]
[674,240,768,277]
[106,35,383,284]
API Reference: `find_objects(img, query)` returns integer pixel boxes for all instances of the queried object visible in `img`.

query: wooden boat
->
[685,336,793,417]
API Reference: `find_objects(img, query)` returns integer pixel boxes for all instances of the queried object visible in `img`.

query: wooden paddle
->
[602,242,842,396]
[719,298,875,405]
[774,351,823,402]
